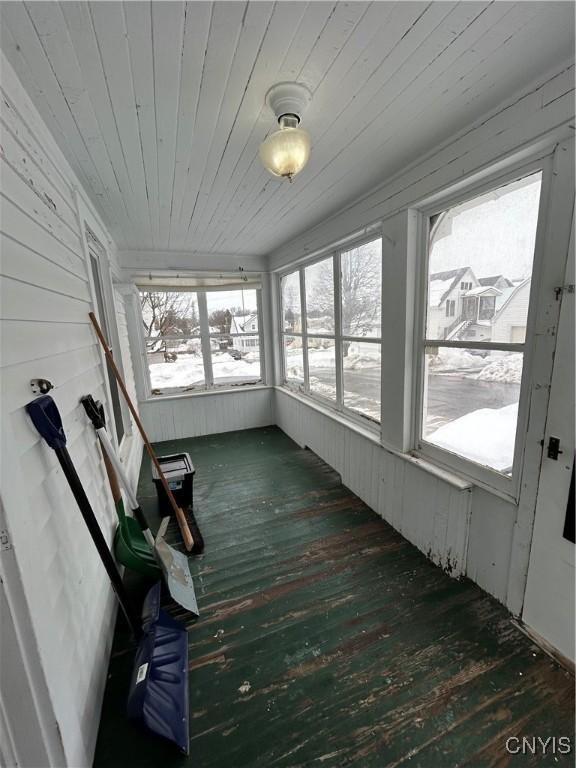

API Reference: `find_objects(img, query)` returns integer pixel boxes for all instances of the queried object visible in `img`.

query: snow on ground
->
[475,354,523,383]
[428,348,522,384]
[149,352,259,390]
[427,402,518,473]
[427,347,487,372]
[343,353,380,370]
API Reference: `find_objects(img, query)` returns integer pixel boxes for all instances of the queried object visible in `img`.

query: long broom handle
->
[89,312,194,552]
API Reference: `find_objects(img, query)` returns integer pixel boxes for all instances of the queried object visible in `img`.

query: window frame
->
[279,233,383,431]
[139,286,266,397]
[412,153,554,499]
[77,200,131,451]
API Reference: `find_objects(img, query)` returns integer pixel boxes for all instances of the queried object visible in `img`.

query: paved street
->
[310,367,520,430]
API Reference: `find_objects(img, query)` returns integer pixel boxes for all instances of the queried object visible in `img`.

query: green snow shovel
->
[81,395,198,616]
[99,428,160,579]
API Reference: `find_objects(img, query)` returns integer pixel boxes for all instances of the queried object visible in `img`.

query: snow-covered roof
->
[428,267,471,306]
[429,278,455,307]
[463,286,502,297]
[231,313,258,334]
[478,275,513,287]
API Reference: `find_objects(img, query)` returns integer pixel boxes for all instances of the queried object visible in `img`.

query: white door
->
[522,223,575,662]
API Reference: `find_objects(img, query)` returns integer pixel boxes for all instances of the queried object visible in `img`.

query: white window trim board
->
[76,193,130,448]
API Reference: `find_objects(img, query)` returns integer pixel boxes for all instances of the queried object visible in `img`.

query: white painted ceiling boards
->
[1,1,573,257]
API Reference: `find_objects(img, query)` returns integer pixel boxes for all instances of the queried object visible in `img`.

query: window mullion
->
[300,269,310,392]
[333,252,343,410]
[198,291,213,388]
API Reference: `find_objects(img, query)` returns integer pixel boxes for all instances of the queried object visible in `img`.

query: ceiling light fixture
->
[259,82,312,182]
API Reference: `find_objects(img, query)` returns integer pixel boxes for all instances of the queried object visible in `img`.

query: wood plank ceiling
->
[1,2,573,257]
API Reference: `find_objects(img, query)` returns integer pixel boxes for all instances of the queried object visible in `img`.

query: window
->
[445,299,456,317]
[87,228,125,444]
[281,272,304,385]
[340,240,382,420]
[140,287,262,395]
[207,289,261,387]
[305,257,335,400]
[419,171,542,478]
[280,237,382,423]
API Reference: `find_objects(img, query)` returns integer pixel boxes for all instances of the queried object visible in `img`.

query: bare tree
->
[340,243,381,338]
[140,291,199,351]
[307,243,381,354]
[209,309,232,334]
[282,283,300,331]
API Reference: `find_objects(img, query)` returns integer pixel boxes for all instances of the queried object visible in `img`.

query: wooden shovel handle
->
[89,311,194,551]
[101,447,122,504]
[174,507,194,551]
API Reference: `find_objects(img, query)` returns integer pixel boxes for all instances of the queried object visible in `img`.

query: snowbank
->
[475,354,523,383]
[343,353,380,370]
[427,402,518,473]
[428,348,522,384]
[427,347,486,371]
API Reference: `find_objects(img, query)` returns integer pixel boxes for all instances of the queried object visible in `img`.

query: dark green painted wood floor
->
[94,427,574,768]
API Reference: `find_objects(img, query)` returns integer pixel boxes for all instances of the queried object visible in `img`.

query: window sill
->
[141,384,272,404]
[276,386,474,493]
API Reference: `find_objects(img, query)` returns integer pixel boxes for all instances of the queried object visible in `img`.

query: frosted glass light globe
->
[259,116,311,180]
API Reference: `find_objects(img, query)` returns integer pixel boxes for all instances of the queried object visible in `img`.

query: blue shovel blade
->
[127,584,190,754]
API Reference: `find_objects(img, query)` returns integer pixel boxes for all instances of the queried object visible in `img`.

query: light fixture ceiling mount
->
[259,82,312,181]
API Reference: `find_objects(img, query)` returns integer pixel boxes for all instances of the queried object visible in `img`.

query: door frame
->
[521,210,575,663]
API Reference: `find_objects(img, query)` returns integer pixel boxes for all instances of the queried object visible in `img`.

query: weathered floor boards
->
[94,427,574,767]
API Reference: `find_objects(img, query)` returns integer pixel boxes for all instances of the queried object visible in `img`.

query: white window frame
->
[411,152,554,500]
[138,285,266,397]
[77,195,130,450]
[278,233,383,433]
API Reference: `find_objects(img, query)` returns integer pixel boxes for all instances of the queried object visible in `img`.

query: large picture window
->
[140,287,262,395]
[419,170,543,477]
[280,237,382,424]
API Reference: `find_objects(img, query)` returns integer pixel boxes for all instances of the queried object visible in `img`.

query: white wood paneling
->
[275,389,473,580]
[0,50,141,768]
[140,387,275,443]
[1,1,573,257]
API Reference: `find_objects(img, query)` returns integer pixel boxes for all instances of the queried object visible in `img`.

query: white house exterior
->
[231,313,259,351]
[428,267,479,338]
[429,269,527,342]
[492,278,532,343]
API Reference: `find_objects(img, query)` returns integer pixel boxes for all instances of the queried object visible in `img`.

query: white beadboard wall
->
[0,51,141,768]
[140,387,275,443]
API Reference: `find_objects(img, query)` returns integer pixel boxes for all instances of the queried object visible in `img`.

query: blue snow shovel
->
[26,395,190,754]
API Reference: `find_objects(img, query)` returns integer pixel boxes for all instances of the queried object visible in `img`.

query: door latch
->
[547,436,563,460]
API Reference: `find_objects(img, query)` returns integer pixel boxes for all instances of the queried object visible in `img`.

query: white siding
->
[0,52,140,767]
[492,281,531,342]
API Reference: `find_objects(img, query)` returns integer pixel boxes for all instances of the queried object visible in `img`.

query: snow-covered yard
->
[149,351,260,392]
[427,403,518,474]
[424,348,523,473]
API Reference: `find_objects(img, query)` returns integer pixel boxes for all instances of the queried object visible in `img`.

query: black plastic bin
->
[152,453,195,515]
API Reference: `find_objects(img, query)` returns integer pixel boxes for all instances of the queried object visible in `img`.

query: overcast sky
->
[430,174,542,281]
